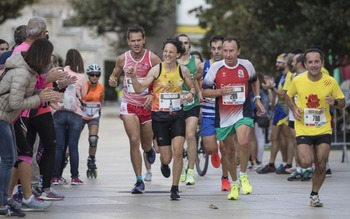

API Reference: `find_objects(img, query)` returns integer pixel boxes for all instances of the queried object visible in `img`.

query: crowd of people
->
[0,15,346,217]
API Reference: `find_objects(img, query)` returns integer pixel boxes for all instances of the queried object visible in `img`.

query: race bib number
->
[126,77,148,95]
[304,108,326,127]
[159,93,181,111]
[222,85,245,105]
[82,101,101,118]
[181,91,194,106]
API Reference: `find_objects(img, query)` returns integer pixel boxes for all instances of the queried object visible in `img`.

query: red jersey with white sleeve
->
[122,49,152,106]
[202,59,257,128]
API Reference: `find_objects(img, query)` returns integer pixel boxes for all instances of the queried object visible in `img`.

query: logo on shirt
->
[238,70,244,78]
[306,94,320,108]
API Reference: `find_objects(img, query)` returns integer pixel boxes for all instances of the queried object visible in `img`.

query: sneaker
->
[170,188,180,201]
[253,163,263,171]
[12,185,23,204]
[144,171,152,181]
[228,184,240,200]
[301,169,313,181]
[211,151,221,168]
[185,169,195,185]
[39,188,65,201]
[22,195,52,211]
[32,185,42,197]
[131,180,145,194]
[51,177,60,186]
[221,178,231,191]
[257,164,276,174]
[240,175,253,195]
[71,177,84,185]
[180,170,186,182]
[145,147,156,164]
[275,165,290,174]
[326,169,332,178]
[59,177,68,185]
[7,197,22,211]
[287,171,303,181]
[310,195,323,207]
[161,163,171,178]
[0,205,25,217]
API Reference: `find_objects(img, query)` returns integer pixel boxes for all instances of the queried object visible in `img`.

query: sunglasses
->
[89,74,101,77]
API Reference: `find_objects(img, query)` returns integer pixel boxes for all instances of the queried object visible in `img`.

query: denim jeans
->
[53,111,83,178]
[0,120,17,205]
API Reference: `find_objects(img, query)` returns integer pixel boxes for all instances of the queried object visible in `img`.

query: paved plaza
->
[22,105,350,219]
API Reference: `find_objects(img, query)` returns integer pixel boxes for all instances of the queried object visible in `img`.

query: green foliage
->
[192,0,350,75]
[0,0,38,25]
[68,0,174,48]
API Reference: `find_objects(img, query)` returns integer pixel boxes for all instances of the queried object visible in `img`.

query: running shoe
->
[326,169,332,178]
[185,169,195,185]
[170,188,180,201]
[59,177,69,185]
[228,184,240,200]
[39,188,65,201]
[131,180,145,194]
[240,175,253,195]
[32,185,42,197]
[71,177,84,185]
[310,195,323,207]
[51,177,60,186]
[144,171,152,181]
[180,171,186,182]
[161,163,171,178]
[0,205,25,217]
[221,178,231,191]
[257,164,276,174]
[7,197,22,211]
[211,152,221,168]
[22,195,52,212]
[275,165,290,174]
[301,169,313,181]
[287,171,303,181]
[145,147,156,164]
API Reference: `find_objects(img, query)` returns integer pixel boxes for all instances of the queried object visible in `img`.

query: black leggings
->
[27,112,56,189]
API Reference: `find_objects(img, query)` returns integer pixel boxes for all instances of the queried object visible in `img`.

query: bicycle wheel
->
[195,129,209,176]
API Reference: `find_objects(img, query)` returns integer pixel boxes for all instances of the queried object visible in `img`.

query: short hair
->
[126,25,145,39]
[14,25,27,45]
[23,38,53,74]
[163,38,185,58]
[190,51,203,62]
[65,49,85,73]
[0,39,9,46]
[304,48,324,62]
[209,35,224,47]
[223,37,241,49]
[27,16,47,39]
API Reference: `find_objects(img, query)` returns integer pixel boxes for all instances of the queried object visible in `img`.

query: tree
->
[191,0,350,75]
[68,0,174,49]
[0,0,38,25]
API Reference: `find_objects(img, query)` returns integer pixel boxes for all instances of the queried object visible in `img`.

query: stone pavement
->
[23,105,350,219]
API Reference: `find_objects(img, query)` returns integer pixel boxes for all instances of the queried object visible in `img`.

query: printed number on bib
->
[126,77,148,95]
[304,108,326,127]
[159,93,181,112]
[82,102,101,118]
[222,85,245,105]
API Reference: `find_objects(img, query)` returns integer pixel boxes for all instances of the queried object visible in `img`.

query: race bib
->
[304,108,326,127]
[126,77,148,95]
[181,91,194,106]
[82,101,101,118]
[159,93,181,112]
[222,85,245,105]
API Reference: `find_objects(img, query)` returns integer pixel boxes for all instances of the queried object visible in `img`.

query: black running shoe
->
[170,189,180,201]
[0,205,25,217]
[161,163,171,178]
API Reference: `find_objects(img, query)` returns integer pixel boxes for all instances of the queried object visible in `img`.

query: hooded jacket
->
[0,52,41,123]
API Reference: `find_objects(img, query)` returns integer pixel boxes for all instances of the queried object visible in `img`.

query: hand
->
[39,88,63,102]
[125,62,139,77]
[293,107,303,121]
[221,85,233,96]
[57,75,77,89]
[143,94,153,109]
[262,75,274,89]
[325,94,336,106]
[255,99,266,116]
[46,67,67,82]
[185,92,194,102]
[108,75,118,87]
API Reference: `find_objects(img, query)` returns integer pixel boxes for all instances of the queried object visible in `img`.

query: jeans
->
[0,120,17,205]
[53,111,83,178]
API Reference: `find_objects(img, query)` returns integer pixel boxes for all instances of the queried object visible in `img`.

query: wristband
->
[253,95,261,102]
